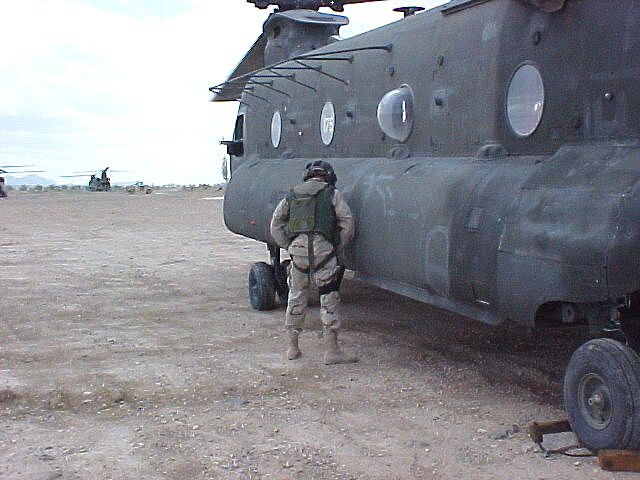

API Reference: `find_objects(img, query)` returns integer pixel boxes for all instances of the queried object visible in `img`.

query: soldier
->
[0,176,7,198]
[270,160,357,365]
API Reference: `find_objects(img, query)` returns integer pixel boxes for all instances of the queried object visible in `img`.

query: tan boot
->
[287,329,302,360]
[323,329,358,365]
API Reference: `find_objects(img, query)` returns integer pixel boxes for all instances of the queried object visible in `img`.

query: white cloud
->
[0,0,446,185]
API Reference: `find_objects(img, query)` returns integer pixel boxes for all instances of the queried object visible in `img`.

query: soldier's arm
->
[270,198,291,248]
[333,189,355,249]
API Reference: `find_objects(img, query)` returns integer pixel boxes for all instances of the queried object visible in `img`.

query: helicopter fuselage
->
[223,0,640,327]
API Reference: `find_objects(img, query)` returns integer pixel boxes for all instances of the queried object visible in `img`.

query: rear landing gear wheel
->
[248,262,276,311]
[564,338,640,451]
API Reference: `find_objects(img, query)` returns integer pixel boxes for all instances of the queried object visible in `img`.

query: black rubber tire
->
[248,262,276,311]
[564,338,640,451]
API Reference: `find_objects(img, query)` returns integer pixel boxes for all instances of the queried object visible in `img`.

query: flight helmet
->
[304,160,337,185]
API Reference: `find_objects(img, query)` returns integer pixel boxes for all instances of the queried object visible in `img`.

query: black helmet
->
[303,160,337,185]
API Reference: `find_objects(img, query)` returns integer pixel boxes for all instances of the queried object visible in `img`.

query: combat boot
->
[323,329,358,365]
[287,329,302,360]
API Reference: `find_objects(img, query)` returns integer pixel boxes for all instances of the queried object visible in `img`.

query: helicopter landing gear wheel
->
[564,338,640,451]
[248,262,277,311]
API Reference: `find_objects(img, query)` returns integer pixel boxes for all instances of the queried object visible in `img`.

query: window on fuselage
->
[233,114,244,144]
[377,85,415,143]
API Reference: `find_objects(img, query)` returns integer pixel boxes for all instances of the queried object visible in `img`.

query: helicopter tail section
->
[211,10,348,102]
[212,34,268,102]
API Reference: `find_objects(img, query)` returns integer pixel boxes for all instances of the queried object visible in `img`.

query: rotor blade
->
[70,169,129,174]
[248,0,389,11]
[60,174,92,178]
[324,0,389,9]
[0,164,35,168]
[4,170,45,174]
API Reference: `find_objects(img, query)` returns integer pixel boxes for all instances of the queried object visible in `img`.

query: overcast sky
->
[0,0,446,185]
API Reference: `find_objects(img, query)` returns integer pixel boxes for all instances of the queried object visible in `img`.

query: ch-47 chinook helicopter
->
[212,0,640,452]
[61,167,129,191]
[0,165,45,197]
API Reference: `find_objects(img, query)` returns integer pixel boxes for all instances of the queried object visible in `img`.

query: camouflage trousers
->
[285,255,340,332]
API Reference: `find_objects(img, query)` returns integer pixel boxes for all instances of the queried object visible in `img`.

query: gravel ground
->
[0,190,633,479]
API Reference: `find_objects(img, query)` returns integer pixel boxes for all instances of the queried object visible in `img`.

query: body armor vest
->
[286,181,338,246]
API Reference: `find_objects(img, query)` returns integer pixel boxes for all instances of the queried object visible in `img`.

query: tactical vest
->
[285,181,338,245]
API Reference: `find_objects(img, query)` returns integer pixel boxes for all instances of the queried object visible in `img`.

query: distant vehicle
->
[212,0,640,452]
[126,181,152,194]
[0,165,45,197]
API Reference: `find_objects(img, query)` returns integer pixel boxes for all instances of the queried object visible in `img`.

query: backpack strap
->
[290,251,336,274]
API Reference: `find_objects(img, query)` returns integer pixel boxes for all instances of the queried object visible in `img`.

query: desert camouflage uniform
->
[270,178,355,357]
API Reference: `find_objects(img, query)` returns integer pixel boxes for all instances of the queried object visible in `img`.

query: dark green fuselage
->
[223,0,640,326]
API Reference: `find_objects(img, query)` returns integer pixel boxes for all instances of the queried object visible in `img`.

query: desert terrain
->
[0,190,633,479]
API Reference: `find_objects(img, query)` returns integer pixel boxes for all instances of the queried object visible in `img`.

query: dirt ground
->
[0,190,634,479]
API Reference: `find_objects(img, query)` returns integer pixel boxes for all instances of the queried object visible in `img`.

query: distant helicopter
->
[61,167,129,191]
[212,0,640,452]
[0,165,45,197]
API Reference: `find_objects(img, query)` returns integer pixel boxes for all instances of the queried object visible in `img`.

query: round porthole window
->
[320,102,336,146]
[377,85,414,143]
[271,110,282,148]
[507,63,545,137]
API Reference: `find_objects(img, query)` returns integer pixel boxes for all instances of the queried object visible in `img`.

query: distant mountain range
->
[4,174,57,186]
